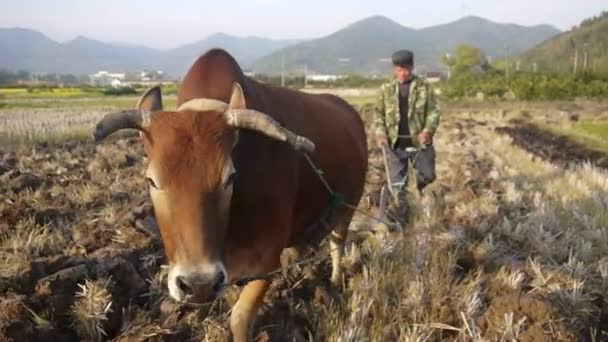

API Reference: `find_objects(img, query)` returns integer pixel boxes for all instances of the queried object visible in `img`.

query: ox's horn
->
[92,109,150,143]
[223,109,316,153]
[93,85,162,143]
[224,82,315,153]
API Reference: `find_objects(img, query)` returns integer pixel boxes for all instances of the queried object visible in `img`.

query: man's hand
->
[376,137,388,147]
[418,131,432,145]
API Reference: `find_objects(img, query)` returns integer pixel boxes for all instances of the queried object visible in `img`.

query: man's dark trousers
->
[394,143,436,194]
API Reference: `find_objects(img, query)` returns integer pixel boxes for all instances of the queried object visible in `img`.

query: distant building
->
[139,70,164,82]
[110,79,123,88]
[306,74,346,82]
[90,71,126,87]
[90,70,169,87]
[425,71,446,83]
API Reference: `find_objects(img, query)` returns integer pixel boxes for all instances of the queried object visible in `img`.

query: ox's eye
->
[224,172,237,189]
[146,177,158,189]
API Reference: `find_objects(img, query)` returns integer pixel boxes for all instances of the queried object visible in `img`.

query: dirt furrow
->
[495,122,608,170]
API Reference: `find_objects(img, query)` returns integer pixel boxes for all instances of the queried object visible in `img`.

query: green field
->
[0,86,375,110]
[0,85,179,109]
[0,87,103,99]
[538,118,608,154]
[0,95,179,110]
[0,88,375,147]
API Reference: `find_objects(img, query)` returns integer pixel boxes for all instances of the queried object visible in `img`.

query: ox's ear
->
[136,86,163,112]
[228,83,246,110]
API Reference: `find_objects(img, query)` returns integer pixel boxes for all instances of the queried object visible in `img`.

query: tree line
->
[440,45,608,101]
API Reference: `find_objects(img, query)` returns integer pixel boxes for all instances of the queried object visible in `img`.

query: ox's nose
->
[175,275,192,295]
[175,272,225,295]
[168,265,227,303]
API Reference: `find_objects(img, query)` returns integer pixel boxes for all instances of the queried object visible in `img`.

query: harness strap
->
[227,149,401,288]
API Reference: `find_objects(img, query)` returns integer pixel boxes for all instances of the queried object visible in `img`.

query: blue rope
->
[302,153,346,214]
[301,152,397,226]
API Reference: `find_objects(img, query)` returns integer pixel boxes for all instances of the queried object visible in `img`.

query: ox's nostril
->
[176,276,191,295]
[213,272,226,292]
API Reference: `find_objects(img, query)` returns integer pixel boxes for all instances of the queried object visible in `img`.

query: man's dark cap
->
[392,50,414,68]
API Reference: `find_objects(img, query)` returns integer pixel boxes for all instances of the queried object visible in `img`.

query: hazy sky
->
[1,0,606,49]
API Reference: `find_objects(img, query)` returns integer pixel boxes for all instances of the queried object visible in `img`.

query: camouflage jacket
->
[372,75,441,147]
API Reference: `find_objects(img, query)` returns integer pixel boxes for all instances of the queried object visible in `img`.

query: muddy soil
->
[495,122,608,170]
[1,105,602,341]
[0,131,365,341]
[0,136,170,341]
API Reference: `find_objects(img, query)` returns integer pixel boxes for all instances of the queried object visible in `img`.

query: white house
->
[110,79,123,88]
[90,71,126,87]
[306,74,346,82]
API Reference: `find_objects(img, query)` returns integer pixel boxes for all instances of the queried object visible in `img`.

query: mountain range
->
[0,15,561,77]
[0,29,300,77]
[253,16,560,75]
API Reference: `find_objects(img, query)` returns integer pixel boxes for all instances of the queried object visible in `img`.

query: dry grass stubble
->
[1,103,608,340]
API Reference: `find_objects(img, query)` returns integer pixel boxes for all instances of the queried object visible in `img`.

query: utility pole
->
[593,60,598,73]
[445,53,451,80]
[304,64,308,88]
[281,54,286,87]
[460,2,468,17]
[533,62,538,73]
[583,51,588,71]
[574,49,578,74]
[505,44,510,86]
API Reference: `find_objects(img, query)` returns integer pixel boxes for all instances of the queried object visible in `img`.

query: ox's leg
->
[280,244,312,273]
[329,225,347,288]
[229,242,286,342]
[230,278,270,342]
[329,204,358,289]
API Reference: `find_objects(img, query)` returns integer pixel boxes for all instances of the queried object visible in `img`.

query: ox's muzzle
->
[168,262,228,303]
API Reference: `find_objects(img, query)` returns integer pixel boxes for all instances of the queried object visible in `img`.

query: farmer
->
[370,49,441,217]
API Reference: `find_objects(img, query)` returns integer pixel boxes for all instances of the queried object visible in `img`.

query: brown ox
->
[92,48,367,341]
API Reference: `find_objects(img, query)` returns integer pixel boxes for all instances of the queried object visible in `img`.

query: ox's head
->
[92,83,314,304]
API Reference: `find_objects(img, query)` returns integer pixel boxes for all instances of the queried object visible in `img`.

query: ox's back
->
[178,49,367,250]
[244,81,368,244]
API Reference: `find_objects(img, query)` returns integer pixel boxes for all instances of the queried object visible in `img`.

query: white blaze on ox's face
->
[143,118,238,304]
[164,156,235,303]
